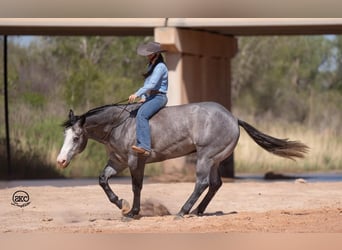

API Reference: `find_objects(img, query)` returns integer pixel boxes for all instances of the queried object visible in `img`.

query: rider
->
[128,41,168,156]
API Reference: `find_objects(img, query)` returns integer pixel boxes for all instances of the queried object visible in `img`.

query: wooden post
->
[3,35,11,179]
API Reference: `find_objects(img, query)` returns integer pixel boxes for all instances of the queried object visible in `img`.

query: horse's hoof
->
[186,213,198,218]
[174,213,185,220]
[121,199,131,215]
[190,208,200,216]
[121,216,134,222]
[122,211,141,220]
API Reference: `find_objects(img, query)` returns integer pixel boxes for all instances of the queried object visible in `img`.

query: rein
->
[100,99,141,141]
[111,104,130,128]
[112,98,129,105]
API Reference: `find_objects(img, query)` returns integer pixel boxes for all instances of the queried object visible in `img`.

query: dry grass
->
[235,118,342,173]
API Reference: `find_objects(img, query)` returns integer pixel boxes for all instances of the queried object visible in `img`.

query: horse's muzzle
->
[57,157,69,168]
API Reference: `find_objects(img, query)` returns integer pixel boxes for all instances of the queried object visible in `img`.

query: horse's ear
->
[69,109,77,123]
[69,109,74,119]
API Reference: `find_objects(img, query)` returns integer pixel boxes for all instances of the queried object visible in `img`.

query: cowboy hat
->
[137,42,167,56]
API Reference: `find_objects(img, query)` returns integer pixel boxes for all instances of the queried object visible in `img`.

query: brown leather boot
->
[131,145,151,156]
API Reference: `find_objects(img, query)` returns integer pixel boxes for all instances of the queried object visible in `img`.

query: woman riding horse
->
[128,41,168,156]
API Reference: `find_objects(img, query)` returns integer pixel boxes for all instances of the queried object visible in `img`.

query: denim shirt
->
[135,63,168,98]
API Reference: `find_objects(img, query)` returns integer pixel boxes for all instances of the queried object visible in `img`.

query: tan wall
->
[154,27,237,175]
[155,27,236,108]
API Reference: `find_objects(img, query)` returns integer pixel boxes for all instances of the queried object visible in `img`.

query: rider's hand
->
[128,94,138,103]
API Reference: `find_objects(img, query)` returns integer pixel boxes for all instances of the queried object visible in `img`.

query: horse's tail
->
[238,119,309,160]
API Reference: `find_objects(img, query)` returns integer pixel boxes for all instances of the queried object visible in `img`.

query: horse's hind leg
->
[191,164,222,215]
[177,157,211,217]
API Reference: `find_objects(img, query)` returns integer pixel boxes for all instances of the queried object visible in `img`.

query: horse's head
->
[57,109,88,168]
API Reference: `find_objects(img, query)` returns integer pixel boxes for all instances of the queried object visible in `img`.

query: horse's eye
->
[73,137,79,143]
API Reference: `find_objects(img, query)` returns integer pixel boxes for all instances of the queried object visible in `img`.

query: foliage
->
[232,36,341,129]
[41,36,150,109]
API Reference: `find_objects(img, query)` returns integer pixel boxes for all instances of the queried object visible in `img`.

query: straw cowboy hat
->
[137,41,167,56]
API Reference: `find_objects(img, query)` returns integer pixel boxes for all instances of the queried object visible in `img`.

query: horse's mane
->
[61,103,140,129]
[84,104,116,117]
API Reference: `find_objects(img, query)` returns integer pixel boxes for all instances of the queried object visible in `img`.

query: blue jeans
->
[136,94,168,151]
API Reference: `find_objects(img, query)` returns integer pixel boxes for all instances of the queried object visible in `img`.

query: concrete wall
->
[155,27,237,177]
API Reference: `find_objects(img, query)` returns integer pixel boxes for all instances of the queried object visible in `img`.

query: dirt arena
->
[1,177,342,234]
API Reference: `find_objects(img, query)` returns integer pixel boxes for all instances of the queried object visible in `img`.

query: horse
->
[56,101,309,218]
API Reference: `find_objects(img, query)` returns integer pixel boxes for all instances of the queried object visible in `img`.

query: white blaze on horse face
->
[57,128,77,168]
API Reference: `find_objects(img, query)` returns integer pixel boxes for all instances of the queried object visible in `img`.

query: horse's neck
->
[83,106,131,143]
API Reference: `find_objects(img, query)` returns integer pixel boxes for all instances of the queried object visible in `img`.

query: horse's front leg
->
[125,155,146,218]
[99,164,130,213]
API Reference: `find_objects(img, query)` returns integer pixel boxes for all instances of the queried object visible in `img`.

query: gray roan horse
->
[57,102,308,218]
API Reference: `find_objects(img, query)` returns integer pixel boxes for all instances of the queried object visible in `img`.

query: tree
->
[232,36,334,122]
[41,36,150,109]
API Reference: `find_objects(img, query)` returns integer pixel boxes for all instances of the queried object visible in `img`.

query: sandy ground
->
[1,178,342,233]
